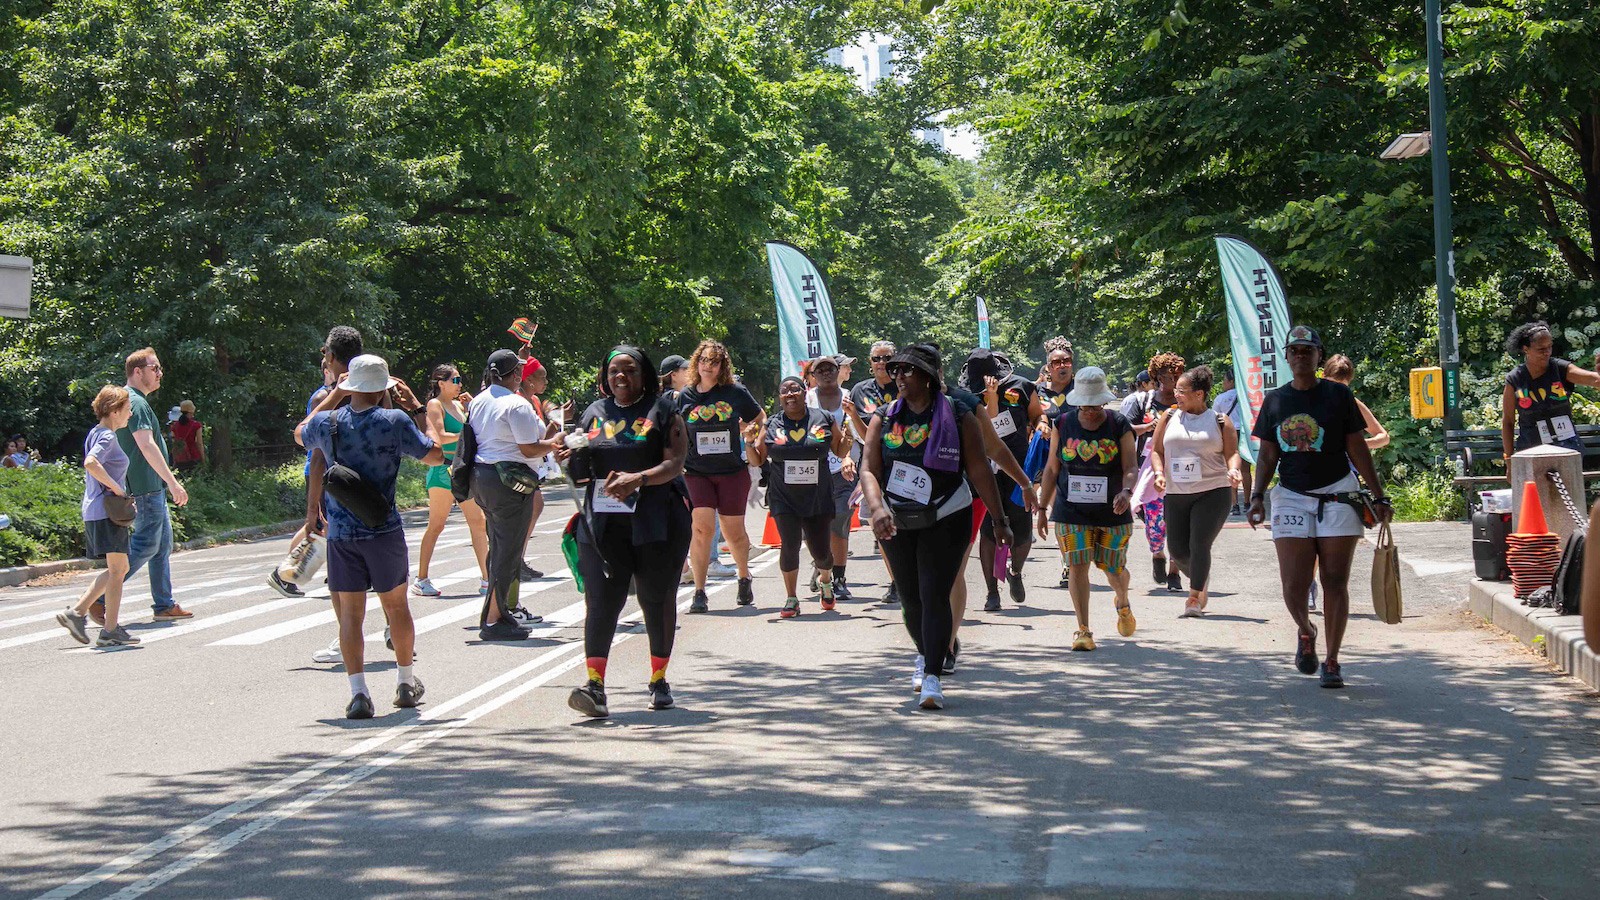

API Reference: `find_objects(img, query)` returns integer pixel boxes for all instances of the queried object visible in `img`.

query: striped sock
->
[585,657,607,685]
[650,656,670,684]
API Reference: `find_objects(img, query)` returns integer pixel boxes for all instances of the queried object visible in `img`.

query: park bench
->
[1446,426,1600,509]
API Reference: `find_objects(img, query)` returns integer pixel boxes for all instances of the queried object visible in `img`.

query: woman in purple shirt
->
[56,386,140,647]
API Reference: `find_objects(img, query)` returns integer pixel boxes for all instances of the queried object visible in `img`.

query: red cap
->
[522,357,544,379]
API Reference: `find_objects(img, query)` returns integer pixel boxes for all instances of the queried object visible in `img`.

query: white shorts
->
[1269,472,1364,540]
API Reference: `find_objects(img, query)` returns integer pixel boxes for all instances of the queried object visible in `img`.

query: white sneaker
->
[919,674,944,710]
[312,636,341,664]
[412,577,440,597]
[511,606,543,626]
[707,560,737,578]
[1308,582,1320,613]
[478,579,489,596]
[911,655,926,693]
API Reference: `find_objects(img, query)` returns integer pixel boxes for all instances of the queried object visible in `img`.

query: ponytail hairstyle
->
[1179,364,1214,395]
[424,364,459,404]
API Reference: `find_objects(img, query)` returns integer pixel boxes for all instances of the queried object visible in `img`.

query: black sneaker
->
[983,590,1001,612]
[1151,556,1166,584]
[268,570,305,598]
[689,589,710,613]
[1166,572,1183,593]
[809,570,819,594]
[1320,661,1344,689]
[1008,573,1026,604]
[1295,628,1319,675]
[736,577,755,606]
[941,638,961,676]
[883,583,899,605]
[57,608,89,644]
[568,679,609,718]
[648,680,674,710]
[833,581,853,602]
[346,693,375,719]
[395,678,426,708]
[479,619,530,641]
[519,561,541,581]
[1058,566,1070,589]
[94,625,140,647]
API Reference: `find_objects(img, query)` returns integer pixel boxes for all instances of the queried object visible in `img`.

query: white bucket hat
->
[1064,366,1117,407]
[343,354,399,394]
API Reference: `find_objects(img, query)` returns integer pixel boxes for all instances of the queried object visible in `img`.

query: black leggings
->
[879,509,968,677]
[1163,486,1232,591]
[774,512,834,572]
[577,506,692,662]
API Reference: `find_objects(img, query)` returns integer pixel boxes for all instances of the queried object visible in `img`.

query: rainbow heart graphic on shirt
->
[885,423,929,449]
[1062,438,1119,464]
[603,421,628,439]
[688,402,734,423]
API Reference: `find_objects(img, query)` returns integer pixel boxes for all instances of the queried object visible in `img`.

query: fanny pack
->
[1303,489,1378,529]
[102,493,138,527]
[323,414,393,528]
[889,482,972,531]
[495,461,542,494]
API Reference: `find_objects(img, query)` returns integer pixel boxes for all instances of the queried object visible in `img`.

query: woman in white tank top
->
[1151,365,1242,616]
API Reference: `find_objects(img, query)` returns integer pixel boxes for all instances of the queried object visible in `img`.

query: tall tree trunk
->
[1581,107,1600,279]
[212,340,234,471]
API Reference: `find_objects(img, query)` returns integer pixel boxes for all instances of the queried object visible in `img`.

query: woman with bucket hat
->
[1247,326,1391,689]
[1035,366,1139,651]
[859,344,1012,710]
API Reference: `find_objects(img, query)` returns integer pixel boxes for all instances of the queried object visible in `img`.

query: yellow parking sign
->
[1410,367,1444,419]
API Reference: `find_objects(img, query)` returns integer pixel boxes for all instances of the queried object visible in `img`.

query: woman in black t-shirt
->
[1247,326,1390,690]
[860,344,1011,711]
[1500,321,1600,457]
[745,376,852,618]
[1035,338,1076,431]
[676,340,765,611]
[558,346,691,718]
[962,348,1045,611]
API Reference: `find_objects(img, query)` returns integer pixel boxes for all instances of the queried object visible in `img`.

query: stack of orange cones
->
[1507,481,1561,599]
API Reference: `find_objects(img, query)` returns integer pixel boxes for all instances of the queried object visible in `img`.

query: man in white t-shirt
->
[469,349,562,640]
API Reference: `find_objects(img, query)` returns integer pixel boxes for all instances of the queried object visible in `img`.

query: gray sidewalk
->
[1471,579,1600,690]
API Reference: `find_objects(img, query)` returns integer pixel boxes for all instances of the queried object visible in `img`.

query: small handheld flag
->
[508,318,538,343]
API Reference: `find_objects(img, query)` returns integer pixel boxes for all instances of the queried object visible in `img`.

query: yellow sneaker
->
[1072,629,1097,651]
[1116,605,1137,637]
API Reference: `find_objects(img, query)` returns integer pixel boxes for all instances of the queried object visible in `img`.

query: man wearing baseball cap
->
[658,355,691,398]
[296,354,444,719]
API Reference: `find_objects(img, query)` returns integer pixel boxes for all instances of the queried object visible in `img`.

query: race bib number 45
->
[887,461,933,505]
[696,430,732,456]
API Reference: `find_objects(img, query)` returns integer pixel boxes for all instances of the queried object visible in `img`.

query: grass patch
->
[0,459,429,567]
[1387,466,1466,522]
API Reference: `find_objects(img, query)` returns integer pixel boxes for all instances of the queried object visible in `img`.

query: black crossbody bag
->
[323,413,393,528]
[450,421,477,504]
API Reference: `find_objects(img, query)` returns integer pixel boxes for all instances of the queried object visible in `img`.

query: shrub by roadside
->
[0,459,430,567]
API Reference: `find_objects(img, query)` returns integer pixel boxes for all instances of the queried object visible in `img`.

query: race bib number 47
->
[1171,456,1201,484]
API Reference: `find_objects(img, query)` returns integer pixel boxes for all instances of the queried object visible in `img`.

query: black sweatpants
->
[773,512,834,573]
[879,509,968,677]
[471,464,536,625]
[1163,486,1232,591]
[578,503,692,663]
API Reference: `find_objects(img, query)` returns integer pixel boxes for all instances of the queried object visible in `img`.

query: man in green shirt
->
[115,347,192,620]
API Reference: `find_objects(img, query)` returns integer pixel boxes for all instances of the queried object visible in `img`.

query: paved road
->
[3,509,1597,899]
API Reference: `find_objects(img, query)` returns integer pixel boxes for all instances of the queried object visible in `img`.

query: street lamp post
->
[1382,0,1463,430]
[1425,0,1463,430]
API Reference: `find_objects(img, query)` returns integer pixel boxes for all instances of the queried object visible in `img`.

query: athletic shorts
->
[1055,522,1133,574]
[685,469,751,518]
[829,471,857,538]
[328,528,409,594]
[425,464,452,492]
[84,517,130,559]
[980,480,1030,543]
[1269,473,1364,540]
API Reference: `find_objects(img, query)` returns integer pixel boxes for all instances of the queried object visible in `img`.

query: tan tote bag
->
[1371,521,1402,624]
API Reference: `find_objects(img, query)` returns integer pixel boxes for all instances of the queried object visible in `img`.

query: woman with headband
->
[744,375,852,617]
[559,345,692,717]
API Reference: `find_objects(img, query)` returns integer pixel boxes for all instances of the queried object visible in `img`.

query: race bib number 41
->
[887,461,933,505]
[696,430,732,456]
[1538,415,1577,444]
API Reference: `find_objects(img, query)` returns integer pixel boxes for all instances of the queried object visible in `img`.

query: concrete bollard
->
[1509,445,1585,540]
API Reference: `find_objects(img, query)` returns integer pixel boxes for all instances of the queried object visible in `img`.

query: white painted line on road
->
[33,558,775,900]
[0,575,254,630]
[63,587,314,651]
[208,563,480,646]
[370,570,576,641]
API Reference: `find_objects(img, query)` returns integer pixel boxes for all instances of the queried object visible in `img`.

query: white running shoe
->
[911,655,926,693]
[312,636,341,664]
[707,560,738,578]
[478,579,489,596]
[919,674,945,710]
[412,577,440,597]
[510,606,543,626]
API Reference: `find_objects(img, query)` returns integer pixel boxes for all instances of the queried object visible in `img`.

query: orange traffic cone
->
[850,504,863,531]
[1514,480,1551,535]
[761,512,782,548]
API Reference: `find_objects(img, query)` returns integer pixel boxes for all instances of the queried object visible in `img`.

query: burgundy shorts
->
[685,469,752,517]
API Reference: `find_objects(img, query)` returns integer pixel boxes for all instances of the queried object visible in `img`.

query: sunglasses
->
[449,376,462,384]
[870,355,894,363]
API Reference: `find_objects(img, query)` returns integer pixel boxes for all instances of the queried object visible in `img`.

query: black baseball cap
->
[658,355,688,377]
[487,349,521,378]
[1286,325,1323,349]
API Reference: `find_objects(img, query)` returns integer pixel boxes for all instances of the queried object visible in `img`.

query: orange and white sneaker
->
[1072,629,1097,651]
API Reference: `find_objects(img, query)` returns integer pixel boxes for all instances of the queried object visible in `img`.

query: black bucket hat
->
[887,344,943,388]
